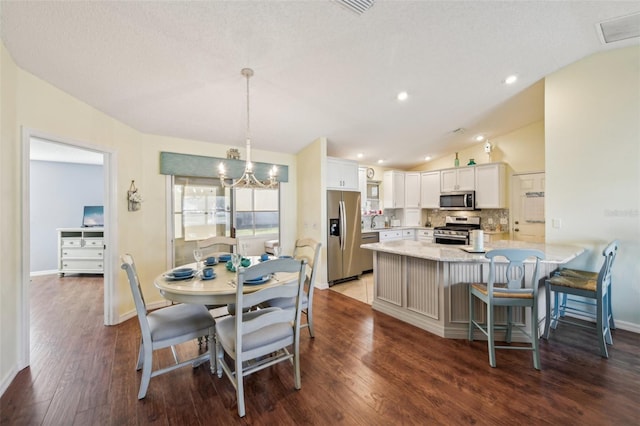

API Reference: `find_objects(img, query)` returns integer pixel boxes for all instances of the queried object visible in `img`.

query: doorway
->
[20,128,117,368]
[510,172,545,243]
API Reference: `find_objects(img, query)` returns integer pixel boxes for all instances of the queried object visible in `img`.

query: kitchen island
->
[361,240,585,340]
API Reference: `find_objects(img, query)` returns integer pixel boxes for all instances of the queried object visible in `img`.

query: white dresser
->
[57,227,105,276]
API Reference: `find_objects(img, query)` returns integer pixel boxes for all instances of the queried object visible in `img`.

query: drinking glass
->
[193,249,203,270]
[273,244,282,258]
[231,253,242,273]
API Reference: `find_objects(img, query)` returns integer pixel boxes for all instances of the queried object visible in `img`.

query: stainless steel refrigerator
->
[327,190,362,284]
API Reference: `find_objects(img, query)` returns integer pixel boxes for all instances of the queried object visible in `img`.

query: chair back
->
[235,258,307,355]
[485,249,545,298]
[120,254,152,341]
[598,240,618,296]
[197,236,237,255]
[293,238,322,300]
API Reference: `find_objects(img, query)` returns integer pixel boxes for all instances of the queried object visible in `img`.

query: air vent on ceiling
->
[598,12,640,44]
[336,0,375,15]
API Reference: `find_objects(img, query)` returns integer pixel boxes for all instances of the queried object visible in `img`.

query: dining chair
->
[197,235,237,256]
[215,257,307,417]
[197,236,238,315]
[120,254,215,399]
[468,248,545,369]
[553,240,618,331]
[543,240,618,358]
[262,238,321,337]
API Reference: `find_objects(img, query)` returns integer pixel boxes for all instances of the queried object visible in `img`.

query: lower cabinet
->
[57,227,105,276]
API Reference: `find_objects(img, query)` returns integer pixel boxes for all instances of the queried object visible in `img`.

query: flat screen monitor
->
[82,205,104,227]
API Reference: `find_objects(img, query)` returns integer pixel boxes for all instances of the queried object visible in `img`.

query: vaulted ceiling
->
[2,1,638,169]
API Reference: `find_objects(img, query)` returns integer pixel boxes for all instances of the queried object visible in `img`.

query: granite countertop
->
[361,239,585,264]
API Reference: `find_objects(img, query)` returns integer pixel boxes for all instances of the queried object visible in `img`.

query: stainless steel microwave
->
[439,191,476,210]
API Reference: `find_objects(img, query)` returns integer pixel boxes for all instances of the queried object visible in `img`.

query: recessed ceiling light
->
[475,135,485,142]
[357,153,364,158]
[377,159,384,164]
[424,156,432,161]
[397,91,408,101]
[504,74,518,85]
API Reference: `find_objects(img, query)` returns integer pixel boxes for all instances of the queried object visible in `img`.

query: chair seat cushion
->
[216,308,293,354]
[548,275,597,292]
[471,283,533,299]
[265,292,308,310]
[147,303,215,341]
[557,268,598,280]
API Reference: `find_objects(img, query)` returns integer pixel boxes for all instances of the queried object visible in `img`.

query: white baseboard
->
[0,365,19,398]
[29,270,59,277]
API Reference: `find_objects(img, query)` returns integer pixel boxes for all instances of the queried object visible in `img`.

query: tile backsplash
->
[422,209,509,232]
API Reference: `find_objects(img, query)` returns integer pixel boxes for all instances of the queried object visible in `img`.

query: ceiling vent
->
[597,12,640,44]
[336,0,375,15]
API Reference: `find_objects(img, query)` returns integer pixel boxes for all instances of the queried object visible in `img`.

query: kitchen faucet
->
[370,214,379,229]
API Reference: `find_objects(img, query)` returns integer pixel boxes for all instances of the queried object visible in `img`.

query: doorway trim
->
[19,127,118,368]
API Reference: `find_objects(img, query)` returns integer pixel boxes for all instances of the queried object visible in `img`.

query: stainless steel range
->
[434,216,481,245]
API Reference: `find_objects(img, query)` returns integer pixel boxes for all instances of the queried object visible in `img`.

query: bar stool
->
[543,240,618,358]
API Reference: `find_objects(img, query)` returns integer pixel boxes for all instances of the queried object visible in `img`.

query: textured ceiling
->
[2,1,639,169]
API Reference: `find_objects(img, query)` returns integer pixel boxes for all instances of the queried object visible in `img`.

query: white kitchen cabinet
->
[327,157,359,191]
[383,170,405,209]
[379,229,403,241]
[475,163,507,208]
[358,167,367,207]
[404,208,422,227]
[420,171,440,209]
[416,229,434,243]
[404,172,421,208]
[57,227,105,276]
[440,167,475,192]
[402,229,416,240]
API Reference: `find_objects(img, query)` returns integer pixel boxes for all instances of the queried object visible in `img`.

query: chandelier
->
[218,68,279,189]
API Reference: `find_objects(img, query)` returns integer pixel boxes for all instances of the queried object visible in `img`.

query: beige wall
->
[296,137,327,285]
[411,120,545,174]
[0,42,298,390]
[545,46,640,328]
[1,40,21,390]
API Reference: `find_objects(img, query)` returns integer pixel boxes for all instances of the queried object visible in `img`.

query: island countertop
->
[362,239,584,264]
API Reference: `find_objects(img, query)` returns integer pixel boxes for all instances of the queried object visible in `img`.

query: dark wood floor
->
[2,274,639,425]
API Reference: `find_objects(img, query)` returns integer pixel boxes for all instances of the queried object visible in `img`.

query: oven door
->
[434,234,469,245]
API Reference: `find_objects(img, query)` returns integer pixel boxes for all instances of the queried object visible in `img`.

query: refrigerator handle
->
[339,200,346,251]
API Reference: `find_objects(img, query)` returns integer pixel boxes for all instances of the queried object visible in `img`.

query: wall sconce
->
[127,180,143,211]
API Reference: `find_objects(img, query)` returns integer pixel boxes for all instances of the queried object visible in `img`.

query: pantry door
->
[511,173,545,243]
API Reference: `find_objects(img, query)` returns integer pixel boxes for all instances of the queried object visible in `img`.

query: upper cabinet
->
[475,163,508,208]
[404,172,421,208]
[420,171,440,209]
[441,167,475,192]
[327,157,359,191]
[383,170,405,209]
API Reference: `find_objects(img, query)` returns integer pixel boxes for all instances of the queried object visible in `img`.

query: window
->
[171,176,279,265]
[234,188,279,237]
[173,177,231,241]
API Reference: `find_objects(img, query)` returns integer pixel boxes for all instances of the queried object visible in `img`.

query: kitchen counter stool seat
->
[543,240,618,358]
[468,248,545,369]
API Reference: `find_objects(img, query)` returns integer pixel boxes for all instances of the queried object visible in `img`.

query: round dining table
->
[153,256,296,305]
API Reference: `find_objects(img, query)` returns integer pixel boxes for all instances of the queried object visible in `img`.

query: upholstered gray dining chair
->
[262,238,321,337]
[215,257,307,417]
[468,248,545,369]
[121,254,215,399]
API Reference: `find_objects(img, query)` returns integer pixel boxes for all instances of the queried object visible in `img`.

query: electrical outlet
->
[500,218,508,225]
[552,218,562,229]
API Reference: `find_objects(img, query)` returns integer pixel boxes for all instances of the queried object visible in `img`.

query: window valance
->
[159,152,289,182]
